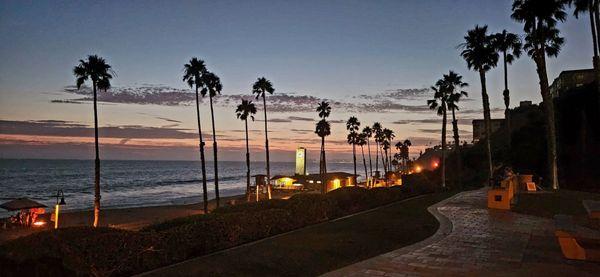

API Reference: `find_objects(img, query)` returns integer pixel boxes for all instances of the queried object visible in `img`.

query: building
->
[295,147,306,175]
[549,69,595,98]
[301,172,358,193]
[472,119,505,142]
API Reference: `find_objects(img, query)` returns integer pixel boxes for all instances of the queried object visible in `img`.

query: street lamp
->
[54,189,66,229]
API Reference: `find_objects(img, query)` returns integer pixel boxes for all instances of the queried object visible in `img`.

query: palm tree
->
[346,117,361,176]
[442,71,469,187]
[316,101,331,175]
[252,77,275,198]
[428,83,449,188]
[395,141,404,172]
[512,0,567,190]
[315,119,331,192]
[74,55,114,227]
[382,128,395,173]
[372,122,383,178]
[570,0,600,94]
[236,100,257,201]
[362,126,374,185]
[492,30,522,147]
[201,71,223,208]
[400,139,412,173]
[357,133,369,183]
[183,57,209,213]
[459,25,499,185]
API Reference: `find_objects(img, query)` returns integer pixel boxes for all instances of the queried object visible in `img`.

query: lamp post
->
[54,189,66,229]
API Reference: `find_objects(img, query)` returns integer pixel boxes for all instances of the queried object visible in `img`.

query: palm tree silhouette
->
[362,126,374,185]
[428,82,449,188]
[236,99,257,201]
[73,55,114,227]
[399,139,412,172]
[441,71,469,187]
[357,133,368,183]
[492,30,522,147]
[372,122,383,178]
[182,57,209,213]
[346,117,361,176]
[252,77,275,199]
[316,101,331,175]
[512,0,567,189]
[200,71,223,207]
[459,25,499,185]
[382,128,395,173]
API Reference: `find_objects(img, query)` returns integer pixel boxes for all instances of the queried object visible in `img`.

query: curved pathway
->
[325,188,600,276]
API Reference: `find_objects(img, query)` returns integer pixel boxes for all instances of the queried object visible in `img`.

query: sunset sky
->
[0,0,592,162]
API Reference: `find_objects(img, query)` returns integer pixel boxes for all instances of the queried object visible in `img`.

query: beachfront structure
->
[472,119,504,142]
[549,69,594,98]
[295,147,307,175]
[270,172,359,193]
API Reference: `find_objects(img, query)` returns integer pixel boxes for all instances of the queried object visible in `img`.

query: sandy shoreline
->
[0,194,247,244]
[0,190,298,244]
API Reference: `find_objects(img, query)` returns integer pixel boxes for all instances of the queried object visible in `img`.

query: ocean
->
[0,159,359,217]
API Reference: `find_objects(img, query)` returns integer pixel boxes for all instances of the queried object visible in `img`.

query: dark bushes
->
[0,185,429,276]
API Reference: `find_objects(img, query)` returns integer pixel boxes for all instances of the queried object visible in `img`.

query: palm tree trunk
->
[209,96,219,208]
[361,145,368,185]
[322,136,327,174]
[451,108,462,188]
[245,119,251,202]
[503,51,512,147]
[534,50,559,190]
[367,139,372,186]
[92,82,101,227]
[592,7,600,108]
[441,103,447,189]
[479,69,494,185]
[195,86,209,213]
[262,95,272,199]
[352,144,357,177]
[375,141,380,178]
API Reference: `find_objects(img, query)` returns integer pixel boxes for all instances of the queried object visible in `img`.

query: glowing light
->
[33,221,46,227]
[415,166,422,173]
[332,178,341,190]
[54,204,60,229]
[432,162,439,168]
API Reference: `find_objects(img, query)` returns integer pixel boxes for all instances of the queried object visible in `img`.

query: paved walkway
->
[326,189,600,276]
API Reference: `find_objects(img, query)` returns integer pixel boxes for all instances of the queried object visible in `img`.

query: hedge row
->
[0,184,434,276]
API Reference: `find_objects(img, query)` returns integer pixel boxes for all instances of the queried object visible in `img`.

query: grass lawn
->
[144,191,455,277]
[513,190,600,229]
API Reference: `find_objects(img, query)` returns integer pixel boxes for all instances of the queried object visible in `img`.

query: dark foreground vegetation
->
[146,191,455,276]
[0,184,437,276]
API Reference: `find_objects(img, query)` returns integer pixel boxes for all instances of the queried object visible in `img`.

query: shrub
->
[0,185,431,276]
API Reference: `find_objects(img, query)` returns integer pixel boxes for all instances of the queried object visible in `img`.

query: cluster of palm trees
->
[444,0,597,190]
[74,55,277,226]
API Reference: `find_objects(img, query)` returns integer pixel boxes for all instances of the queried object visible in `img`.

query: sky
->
[0,0,593,162]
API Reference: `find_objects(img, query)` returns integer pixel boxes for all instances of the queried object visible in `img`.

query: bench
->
[582,200,600,219]
[554,214,600,261]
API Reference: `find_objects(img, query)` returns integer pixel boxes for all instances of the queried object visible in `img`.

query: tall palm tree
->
[400,139,412,172]
[201,71,223,207]
[74,55,114,227]
[362,126,374,184]
[252,77,275,198]
[395,141,404,172]
[346,117,360,176]
[512,0,567,190]
[316,101,331,175]
[428,83,449,188]
[315,119,331,193]
[372,122,383,178]
[492,30,522,147]
[382,128,395,173]
[236,100,257,201]
[183,57,209,213]
[442,71,469,187]
[357,133,369,183]
[570,0,600,107]
[459,25,499,185]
